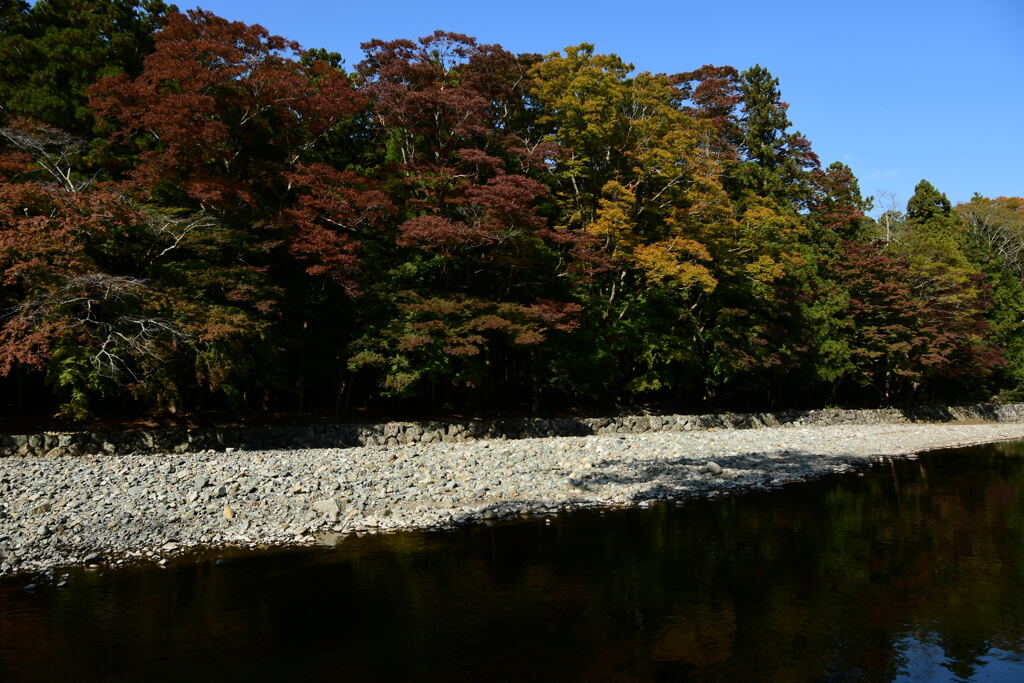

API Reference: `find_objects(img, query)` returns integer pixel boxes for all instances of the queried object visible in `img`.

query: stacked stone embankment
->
[2,403,1023,459]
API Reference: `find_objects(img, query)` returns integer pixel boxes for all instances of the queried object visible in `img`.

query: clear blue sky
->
[186,0,1023,214]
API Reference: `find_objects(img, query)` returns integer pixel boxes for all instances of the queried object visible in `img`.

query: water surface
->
[2,442,1024,681]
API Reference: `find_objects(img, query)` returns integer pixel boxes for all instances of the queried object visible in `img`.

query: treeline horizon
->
[1,1,1023,426]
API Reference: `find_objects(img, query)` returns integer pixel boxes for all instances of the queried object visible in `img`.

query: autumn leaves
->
[1,5,1021,420]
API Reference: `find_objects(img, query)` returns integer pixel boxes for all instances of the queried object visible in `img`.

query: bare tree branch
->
[2,274,189,383]
[958,204,1024,278]
[0,123,92,193]
[123,201,220,260]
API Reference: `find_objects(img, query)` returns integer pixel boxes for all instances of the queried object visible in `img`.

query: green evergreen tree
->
[735,65,817,202]
[0,0,173,133]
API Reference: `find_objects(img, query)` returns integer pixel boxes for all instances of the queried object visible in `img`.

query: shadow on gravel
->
[427,449,857,524]
[563,449,848,503]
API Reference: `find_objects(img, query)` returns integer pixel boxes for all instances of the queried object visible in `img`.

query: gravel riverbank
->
[3,422,1024,577]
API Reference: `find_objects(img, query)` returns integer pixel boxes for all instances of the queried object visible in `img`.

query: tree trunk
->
[334,361,347,417]
[14,367,24,415]
[530,349,541,416]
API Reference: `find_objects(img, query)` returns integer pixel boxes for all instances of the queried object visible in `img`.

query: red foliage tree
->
[91,9,365,210]
[807,162,871,239]
[833,240,1002,403]
[673,64,742,156]
[282,163,394,293]
[350,32,582,407]
[0,121,186,416]
[89,11,384,411]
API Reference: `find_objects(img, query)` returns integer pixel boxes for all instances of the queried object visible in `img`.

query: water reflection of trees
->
[615,444,1024,681]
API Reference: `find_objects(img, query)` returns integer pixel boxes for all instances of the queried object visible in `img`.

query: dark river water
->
[3,442,1024,682]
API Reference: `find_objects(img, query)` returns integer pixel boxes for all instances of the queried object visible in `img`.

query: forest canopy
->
[2,1,1022,423]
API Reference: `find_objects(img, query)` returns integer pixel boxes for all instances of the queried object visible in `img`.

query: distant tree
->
[906,179,953,223]
[897,181,977,289]
[871,190,906,243]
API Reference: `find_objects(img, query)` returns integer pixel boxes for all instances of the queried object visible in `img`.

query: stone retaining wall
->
[2,403,1024,458]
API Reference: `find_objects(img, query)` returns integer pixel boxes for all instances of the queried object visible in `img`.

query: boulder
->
[312,497,344,521]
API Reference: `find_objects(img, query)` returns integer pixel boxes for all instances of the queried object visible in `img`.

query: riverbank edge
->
[3,403,1024,459]
[4,422,1024,580]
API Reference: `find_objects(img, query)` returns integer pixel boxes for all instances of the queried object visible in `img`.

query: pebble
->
[0,423,1023,577]
[702,461,723,475]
